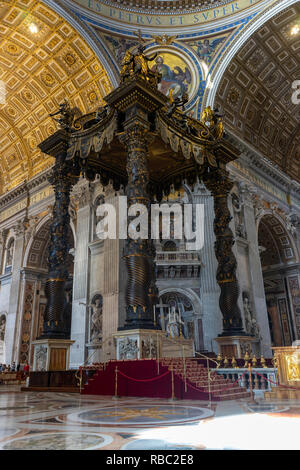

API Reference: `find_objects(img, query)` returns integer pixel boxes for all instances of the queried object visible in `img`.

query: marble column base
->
[214,335,256,358]
[113,329,194,360]
[113,330,163,361]
[32,339,74,372]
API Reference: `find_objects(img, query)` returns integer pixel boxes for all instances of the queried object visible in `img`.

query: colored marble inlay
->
[67,405,214,426]
[0,432,112,450]
[0,390,299,450]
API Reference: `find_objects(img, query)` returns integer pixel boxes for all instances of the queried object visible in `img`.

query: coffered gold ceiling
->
[216,4,300,182]
[0,0,112,194]
[92,0,221,11]
[258,215,296,268]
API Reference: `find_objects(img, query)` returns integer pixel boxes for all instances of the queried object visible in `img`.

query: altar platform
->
[24,358,250,400]
[81,358,250,401]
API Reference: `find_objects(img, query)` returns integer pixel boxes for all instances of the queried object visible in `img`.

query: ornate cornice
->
[226,131,300,197]
[20,267,48,281]
[101,0,228,12]
[0,168,53,209]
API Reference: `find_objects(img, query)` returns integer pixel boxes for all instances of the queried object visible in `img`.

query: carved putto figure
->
[96,104,110,122]
[49,99,82,131]
[201,106,224,140]
[167,89,189,118]
[177,107,224,166]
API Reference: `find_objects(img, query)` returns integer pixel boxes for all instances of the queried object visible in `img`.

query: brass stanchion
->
[112,366,120,400]
[206,357,213,409]
[272,355,279,385]
[157,333,160,376]
[169,364,177,401]
[254,371,259,391]
[75,367,83,393]
[195,351,219,409]
[182,345,187,393]
[208,363,212,409]
[248,364,256,404]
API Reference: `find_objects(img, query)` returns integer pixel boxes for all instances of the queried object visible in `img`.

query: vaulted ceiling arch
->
[258,214,298,268]
[214,2,300,182]
[0,0,113,195]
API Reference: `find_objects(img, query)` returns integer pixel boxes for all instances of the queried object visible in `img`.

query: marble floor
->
[0,385,299,450]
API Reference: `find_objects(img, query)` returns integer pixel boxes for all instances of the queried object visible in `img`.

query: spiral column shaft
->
[203,167,245,336]
[38,130,80,339]
[120,125,158,330]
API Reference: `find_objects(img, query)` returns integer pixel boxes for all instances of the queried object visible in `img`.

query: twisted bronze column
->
[120,125,158,330]
[39,130,80,338]
[203,167,244,336]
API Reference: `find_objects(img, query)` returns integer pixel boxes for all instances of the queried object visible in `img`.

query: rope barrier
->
[118,366,247,394]
[255,372,278,386]
[255,372,300,390]
[117,369,170,383]
[216,370,247,391]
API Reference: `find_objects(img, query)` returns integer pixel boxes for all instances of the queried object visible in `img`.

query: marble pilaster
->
[193,185,222,353]
[70,181,93,368]
[101,191,122,362]
[242,187,272,357]
[5,223,25,364]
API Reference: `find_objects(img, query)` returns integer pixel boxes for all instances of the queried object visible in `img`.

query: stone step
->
[214,392,251,400]
[21,386,80,393]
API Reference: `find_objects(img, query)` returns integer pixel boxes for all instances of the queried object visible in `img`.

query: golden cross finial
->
[133,29,146,44]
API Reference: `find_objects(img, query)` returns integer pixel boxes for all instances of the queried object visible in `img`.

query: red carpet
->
[82,359,250,401]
